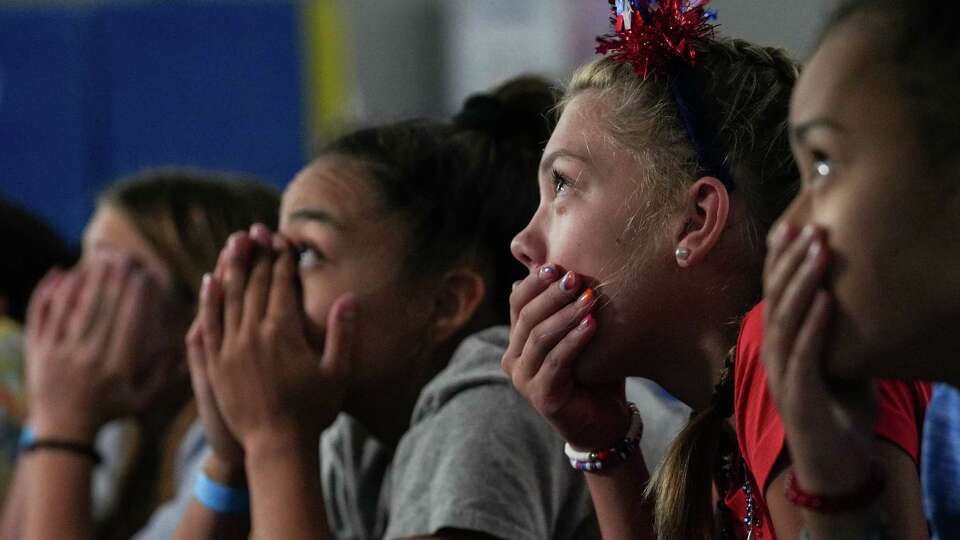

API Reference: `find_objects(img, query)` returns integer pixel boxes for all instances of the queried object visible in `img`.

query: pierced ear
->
[674,176,731,268]
[429,268,487,345]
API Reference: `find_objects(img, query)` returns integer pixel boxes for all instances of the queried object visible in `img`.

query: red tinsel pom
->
[596,0,717,79]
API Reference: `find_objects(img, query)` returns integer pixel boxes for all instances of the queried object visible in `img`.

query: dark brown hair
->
[319,76,558,323]
[99,168,280,303]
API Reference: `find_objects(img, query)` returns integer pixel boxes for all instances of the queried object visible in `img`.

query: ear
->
[429,267,487,345]
[674,176,731,268]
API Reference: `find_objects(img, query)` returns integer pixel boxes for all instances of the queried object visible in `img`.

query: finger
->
[26,269,63,341]
[319,294,357,381]
[509,264,562,329]
[516,285,597,382]
[200,274,225,362]
[266,237,297,323]
[104,269,150,375]
[763,225,818,312]
[765,238,829,378]
[241,248,274,333]
[249,223,273,249]
[528,313,597,394]
[48,269,85,343]
[785,289,832,397]
[222,233,252,339]
[88,259,132,352]
[70,258,112,338]
[764,221,798,276]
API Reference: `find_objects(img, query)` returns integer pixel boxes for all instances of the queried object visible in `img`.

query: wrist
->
[203,453,246,487]
[27,413,98,444]
[791,445,874,495]
[244,425,319,467]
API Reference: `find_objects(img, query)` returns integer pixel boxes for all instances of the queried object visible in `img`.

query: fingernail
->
[538,265,557,281]
[272,234,287,252]
[801,224,817,239]
[559,271,577,292]
[770,221,788,247]
[201,273,211,299]
[578,314,594,332]
[577,288,595,306]
[807,239,822,260]
[512,280,522,291]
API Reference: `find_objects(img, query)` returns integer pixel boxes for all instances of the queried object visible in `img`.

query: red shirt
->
[726,302,931,540]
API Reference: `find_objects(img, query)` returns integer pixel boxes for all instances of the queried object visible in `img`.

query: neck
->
[649,312,736,411]
[342,341,457,449]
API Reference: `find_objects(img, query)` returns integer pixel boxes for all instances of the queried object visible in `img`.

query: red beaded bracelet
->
[786,462,886,513]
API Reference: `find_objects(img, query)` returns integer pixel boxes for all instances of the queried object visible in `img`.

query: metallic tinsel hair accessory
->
[595,0,735,191]
[597,0,718,79]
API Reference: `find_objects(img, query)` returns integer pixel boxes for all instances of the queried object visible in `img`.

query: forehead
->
[83,205,172,286]
[544,90,618,162]
[281,158,380,225]
[791,20,896,129]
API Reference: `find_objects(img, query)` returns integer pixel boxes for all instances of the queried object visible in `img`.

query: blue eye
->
[297,246,326,270]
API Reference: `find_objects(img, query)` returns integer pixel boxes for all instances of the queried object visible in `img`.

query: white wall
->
[341,0,838,122]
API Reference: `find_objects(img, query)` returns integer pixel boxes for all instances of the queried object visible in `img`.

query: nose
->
[510,220,545,273]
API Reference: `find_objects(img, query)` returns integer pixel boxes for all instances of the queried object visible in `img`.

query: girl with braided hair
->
[503,1,928,539]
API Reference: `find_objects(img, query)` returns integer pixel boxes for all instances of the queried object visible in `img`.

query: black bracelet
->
[22,439,102,465]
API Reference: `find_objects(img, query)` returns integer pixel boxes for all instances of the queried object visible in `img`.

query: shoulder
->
[733,302,786,494]
[412,326,511,422]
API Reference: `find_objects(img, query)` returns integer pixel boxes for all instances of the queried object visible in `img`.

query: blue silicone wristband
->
[193,470,250,514]
[18,426,35,450]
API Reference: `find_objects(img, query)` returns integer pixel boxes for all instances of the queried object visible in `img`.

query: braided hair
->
[566,37,799,540]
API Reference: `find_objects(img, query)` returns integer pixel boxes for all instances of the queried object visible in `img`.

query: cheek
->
[545,209,631,281]
[300,276,337,333]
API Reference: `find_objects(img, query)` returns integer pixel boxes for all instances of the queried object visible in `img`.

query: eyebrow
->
[285,208,343,230]
[539,149,590,175]
[791,118,845,144]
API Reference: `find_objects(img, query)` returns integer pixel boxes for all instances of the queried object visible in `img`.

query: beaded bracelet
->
[564,402,642,472]
[786,461,886,513]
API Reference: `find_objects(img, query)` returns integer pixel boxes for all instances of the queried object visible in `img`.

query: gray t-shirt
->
[321,326,600,540]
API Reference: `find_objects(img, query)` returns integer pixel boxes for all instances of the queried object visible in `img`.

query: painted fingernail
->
[578,314,594,332]
[538,265,557,280]
[559,271,577,292]
[577,288,595,306]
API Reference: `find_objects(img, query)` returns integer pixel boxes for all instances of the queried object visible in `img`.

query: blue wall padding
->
[0,2,304,243]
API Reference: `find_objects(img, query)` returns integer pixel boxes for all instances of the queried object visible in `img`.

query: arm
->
[765,442,927,540]
[20,259,164,540]
[502,266,652,539]
[585,457,656,540]
[196,228,353,540]
[171,455,250,540]
[761,224,926,539]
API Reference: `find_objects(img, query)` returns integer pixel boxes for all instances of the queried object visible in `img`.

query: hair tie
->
[454,95,505,135]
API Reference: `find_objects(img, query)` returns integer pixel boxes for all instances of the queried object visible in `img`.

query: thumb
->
[320,293,357,381]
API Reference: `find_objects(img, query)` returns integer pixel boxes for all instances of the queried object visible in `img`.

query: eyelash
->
[552,169,572,195]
